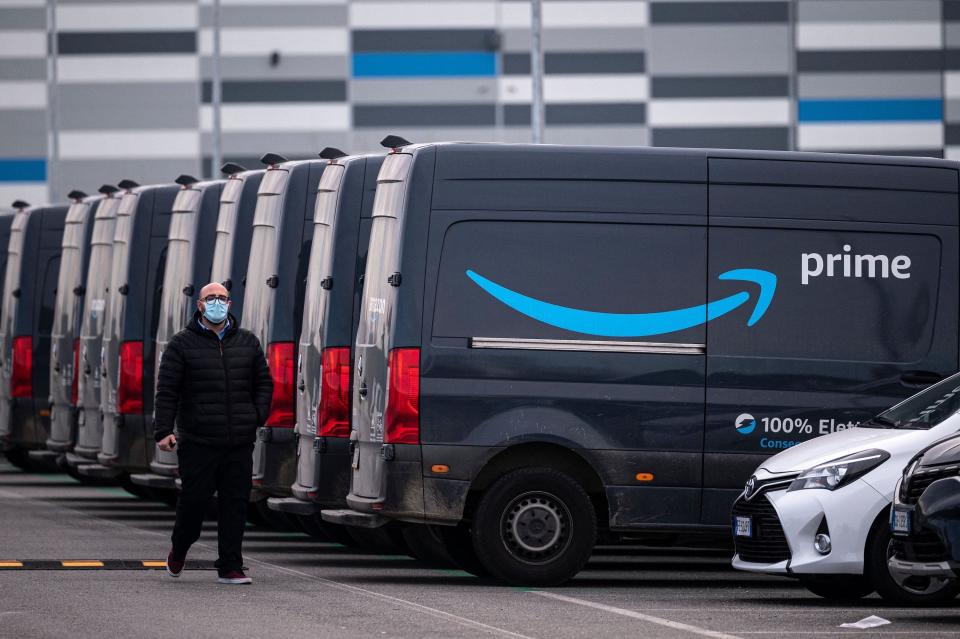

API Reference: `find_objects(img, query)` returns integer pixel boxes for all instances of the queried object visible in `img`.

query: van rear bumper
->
[130,472,177,490]
[76,463,122,479]
[321,508,389,529]
[268,497,321,516]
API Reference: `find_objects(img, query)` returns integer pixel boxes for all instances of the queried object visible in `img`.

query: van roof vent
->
[67,190,87,201]
[260,152,288,167]
[98,184,119,196]
[11,200,29,210]
[220,162,247,176]
[175,174,199,187]
[118,179,140,190]
[319,147,347,160]
[381,135,412,150]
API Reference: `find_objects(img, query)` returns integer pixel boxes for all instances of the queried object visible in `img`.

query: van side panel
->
[419,147,710,528]
[703,158,960,524]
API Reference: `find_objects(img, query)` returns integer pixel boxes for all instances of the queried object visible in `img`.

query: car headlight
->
[787,449,890,492]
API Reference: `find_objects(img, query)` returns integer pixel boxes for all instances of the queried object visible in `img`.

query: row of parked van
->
[3,138,960,597]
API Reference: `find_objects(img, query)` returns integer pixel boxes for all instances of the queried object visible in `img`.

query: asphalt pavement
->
[1,459,958,639]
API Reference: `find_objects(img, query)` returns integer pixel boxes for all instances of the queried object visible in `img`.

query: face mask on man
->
[202,298,229,324]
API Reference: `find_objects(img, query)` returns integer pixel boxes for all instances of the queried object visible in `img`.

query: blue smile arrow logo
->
[466,268,777,338]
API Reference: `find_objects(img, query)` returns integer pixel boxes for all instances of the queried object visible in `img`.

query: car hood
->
[758,424,956,475]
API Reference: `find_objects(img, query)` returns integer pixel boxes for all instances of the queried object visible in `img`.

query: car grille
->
[892,529,950,563]
[900,465,960,504]
[732,495,791,564]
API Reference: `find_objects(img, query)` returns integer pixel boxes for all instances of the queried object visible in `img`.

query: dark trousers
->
[171,441,253,574]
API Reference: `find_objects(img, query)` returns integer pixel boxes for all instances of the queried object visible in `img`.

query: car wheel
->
[867,518,960,606]
[472,467,597,586]
[798,575,874,601]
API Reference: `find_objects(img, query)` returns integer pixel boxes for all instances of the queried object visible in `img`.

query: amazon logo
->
[465,269,777,338]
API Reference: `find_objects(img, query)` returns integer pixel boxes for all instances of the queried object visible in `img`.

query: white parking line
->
[532,591,743,639]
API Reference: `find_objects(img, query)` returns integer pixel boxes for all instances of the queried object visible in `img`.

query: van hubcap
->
[501,492,571,564]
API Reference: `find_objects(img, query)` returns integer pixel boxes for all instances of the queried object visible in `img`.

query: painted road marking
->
[61,561,104,568]
[0,560,214,570]
[532,591,743,639]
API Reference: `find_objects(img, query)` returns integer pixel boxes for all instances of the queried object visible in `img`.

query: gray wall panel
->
[0,8,46,30]
[199,55,350,80]
[200,5,347,28]
[0,111,48,156]
[58,158,200,193]
[351,78,497,104]
[649,26,791,74]
[58,83,199,130]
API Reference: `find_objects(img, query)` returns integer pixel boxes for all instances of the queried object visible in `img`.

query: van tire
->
[254,499,295,530]
[401,524,455,567]
[472,467,596,586]
[798,575,873,601]
[437,523,490,577]
[866,516,960,606]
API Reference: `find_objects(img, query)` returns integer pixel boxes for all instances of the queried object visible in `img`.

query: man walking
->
[155,282,273,585]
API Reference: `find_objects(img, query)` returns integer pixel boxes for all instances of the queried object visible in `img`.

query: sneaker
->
[165,551,185,578]
[217,570,252,585]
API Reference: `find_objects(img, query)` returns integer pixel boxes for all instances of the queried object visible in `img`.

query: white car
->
[731,372,960,605]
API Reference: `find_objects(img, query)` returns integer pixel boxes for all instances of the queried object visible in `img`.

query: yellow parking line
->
[0,561,22,568]
[61,560,104,568]
[141,561,166,568]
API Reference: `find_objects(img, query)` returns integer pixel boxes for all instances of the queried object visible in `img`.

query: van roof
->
[421,143,958,194]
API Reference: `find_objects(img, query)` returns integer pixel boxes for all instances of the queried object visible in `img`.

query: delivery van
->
[132,163,262,492]
[0,201,68,468]
[38,188,112,465]
[245,153,327,524]
[72,181,176,486]
[265,151,379,536]
[323,140,960,585]
[66,187,122,471]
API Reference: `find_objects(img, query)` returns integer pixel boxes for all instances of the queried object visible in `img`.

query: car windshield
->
[866,371,960,430]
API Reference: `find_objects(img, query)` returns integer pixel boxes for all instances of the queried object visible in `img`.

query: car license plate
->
[351,445,360,470]
[891,508,911,535]
[734,515,753,537]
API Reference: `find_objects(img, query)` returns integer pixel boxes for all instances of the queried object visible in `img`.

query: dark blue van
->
[324,141,960,585]
[65,187,122,473]
[132,163,262,493]
[245,154,326,525]
[265,152,379,536]
[70,181,177,489]
[37,188,111,466]
[0,201,68,468]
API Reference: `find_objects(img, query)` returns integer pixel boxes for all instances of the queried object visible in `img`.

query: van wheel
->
[866,517,960,606]
[472,467,597,586]
[401,524,455,567]
[798,575,873,601]
[436,523,490,577]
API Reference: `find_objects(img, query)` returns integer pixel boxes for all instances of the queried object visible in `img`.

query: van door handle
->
[900,370,943,388]
[358,382,368,399]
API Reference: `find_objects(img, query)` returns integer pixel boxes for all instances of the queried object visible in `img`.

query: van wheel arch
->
[465,443,606,525]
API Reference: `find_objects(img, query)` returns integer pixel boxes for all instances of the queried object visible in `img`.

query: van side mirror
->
[182,285,194,296]
[73,285,85,296]
[222,278,232,291]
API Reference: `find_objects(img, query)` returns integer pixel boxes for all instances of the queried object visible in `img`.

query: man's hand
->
[158,434,177,452]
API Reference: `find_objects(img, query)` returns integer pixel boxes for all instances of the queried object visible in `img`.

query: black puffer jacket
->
[153,311,273,447]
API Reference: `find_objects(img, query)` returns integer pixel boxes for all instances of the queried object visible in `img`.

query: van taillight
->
[318,347,350,438]
[384,348,419,444]
[71,338,80,406]
[266,341,295,428]
[10,336,32,398]
[117,340,144,414]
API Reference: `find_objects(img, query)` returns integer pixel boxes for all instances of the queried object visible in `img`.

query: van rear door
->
[351,153,412,503]
[704,156,960,523]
